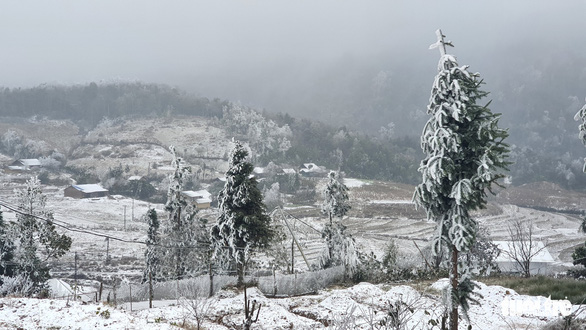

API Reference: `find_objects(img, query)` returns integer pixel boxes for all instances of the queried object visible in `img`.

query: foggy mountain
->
[2,1,586,188]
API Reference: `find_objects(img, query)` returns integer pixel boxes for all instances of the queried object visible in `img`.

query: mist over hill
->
[1,80,586,191]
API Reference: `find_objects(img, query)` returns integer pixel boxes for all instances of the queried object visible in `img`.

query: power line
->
[0,199,259,252]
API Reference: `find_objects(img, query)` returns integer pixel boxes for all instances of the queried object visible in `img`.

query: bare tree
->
[504,218,547,278]
[179,284,216,330]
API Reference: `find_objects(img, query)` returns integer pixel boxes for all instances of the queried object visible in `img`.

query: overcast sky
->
[1,1,585,108]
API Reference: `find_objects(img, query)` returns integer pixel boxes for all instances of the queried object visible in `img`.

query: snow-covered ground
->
[1,279,583,329]
[343,178,369,188]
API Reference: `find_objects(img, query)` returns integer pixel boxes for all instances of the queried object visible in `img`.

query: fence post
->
[74,252,78,300]
[129,282,133,312]
[113,281,117,306]
[149,271,153,309]
[208,258,214,298]
[273,267,277,297]
[294,270,297,296]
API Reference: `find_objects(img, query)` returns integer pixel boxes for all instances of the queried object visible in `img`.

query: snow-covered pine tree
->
[574,98,586,234]
[162,146,206,280]
[211,140,274,287]
[143,208,161,283]
[321,171,351,225]
[12,176,71,295]
[413,30,510,330]
[320,171,357,275]
[0,208,16,286]
[573,98,586,268]
[574,98,586,172]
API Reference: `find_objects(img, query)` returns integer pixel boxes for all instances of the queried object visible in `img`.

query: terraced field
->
[1,162,586,286]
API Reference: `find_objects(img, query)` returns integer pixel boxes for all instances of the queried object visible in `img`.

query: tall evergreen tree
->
[211,140,274,286]
[162,146,201,280]
[321,171,351,225]
[0,208,16,284]
[143,208,160,283]
[320,170,356,272]
[573,98,586,268]
[413,30,510,330]
[12,176,71,295]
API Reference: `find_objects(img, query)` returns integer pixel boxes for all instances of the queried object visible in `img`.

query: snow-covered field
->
[1,279,583,329]
[2,119,586,329]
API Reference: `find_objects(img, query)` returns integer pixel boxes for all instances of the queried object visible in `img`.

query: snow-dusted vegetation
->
[1,25,586,329]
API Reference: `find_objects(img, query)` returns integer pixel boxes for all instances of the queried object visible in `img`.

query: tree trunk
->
[237,250,245,287]
[450,246,459,330]
[328,212,333,260]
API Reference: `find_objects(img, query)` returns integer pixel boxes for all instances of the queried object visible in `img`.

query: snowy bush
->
[0,274,37,297]
[256,266,344,297]
[262,182,282,210]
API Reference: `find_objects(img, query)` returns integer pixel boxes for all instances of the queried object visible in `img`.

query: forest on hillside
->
[0,80,585,190]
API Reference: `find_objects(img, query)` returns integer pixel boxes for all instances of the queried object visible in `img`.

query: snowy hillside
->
[1,280,583,329]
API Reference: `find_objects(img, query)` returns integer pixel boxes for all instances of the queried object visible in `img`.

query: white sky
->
[1,1,584,101]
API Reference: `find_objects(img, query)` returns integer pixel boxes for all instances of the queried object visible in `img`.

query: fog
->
[2,1,586,133]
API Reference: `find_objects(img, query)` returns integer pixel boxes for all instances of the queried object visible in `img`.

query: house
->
[281,168,297,175]
[299,163,327,177]
[64,184,109,199]
[494,241,554,275]
[8,159,42,171]
[253,167,266,177]
[181,189,212,209]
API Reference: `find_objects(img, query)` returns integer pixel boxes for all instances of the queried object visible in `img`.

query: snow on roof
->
[128,176,142,181]
[182,190,211,199]
[282,168,296,174]
[300,163,326,173]
[47,279,73,298]
[72,184,108,193]
[494,241,554,263]
[253,167,265,174]
[19,159,41,166]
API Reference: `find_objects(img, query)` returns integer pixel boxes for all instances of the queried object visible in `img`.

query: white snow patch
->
[343,178,368,188]
[370,200,415,204]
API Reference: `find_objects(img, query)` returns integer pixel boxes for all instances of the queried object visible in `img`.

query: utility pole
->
[74,252,78,300]
[105,237,110,265]
[291,238,295,274]
[123,205,127,231]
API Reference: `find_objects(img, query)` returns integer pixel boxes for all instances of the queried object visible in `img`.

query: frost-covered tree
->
[263,182,282,211]
[413,30,509,330]
[320,171,356,274]
[161,146,207,280]
[0,209,16,286]
[319,221,358,277]
[574,98,586,172]
[222,103,292,160]
[573,98,586,269]
[211,140,274,286]
[321,171,351,225]
[11,176,71,295]
[143,208,161,283]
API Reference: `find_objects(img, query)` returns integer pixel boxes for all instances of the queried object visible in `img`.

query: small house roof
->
[71,184,108,193]
[20,159,41,166]
[128,176,142,181]
[282,168,296,174]
[300,163,326,173]
[494,241,554,263]
[182,189,211,199]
